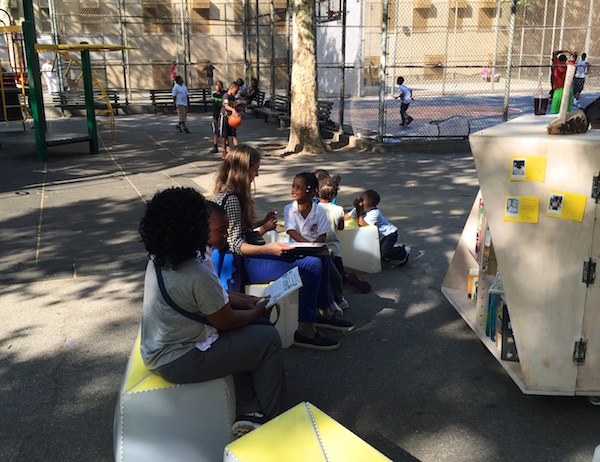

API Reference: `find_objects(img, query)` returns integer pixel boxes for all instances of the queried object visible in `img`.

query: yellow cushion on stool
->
[114,332,236,462]
[223,402,391,462]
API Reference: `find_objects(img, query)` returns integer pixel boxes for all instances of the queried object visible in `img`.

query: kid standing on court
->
[211,81,226,153]
[172,76,190,133]
[345,189,411,267]
[219,81,240,157]
[394,76,413,126]
[284,172,354,330]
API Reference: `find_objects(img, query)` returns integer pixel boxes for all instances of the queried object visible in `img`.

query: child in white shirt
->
[284,173,354,331]
[345,189,411,267]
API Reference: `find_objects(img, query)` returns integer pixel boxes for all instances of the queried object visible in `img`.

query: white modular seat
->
[114,333,235,462]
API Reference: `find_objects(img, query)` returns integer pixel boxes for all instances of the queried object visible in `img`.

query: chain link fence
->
[26,0,600,141]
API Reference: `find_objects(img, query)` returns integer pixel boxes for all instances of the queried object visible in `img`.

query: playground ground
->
[0,111,599,461]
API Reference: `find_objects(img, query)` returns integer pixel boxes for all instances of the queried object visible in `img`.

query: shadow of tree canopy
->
[1,118,598,462]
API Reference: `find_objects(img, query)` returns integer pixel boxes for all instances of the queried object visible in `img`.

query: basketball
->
[228,113,242,128]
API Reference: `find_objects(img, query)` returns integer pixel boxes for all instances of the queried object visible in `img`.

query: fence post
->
[377,0,389,143]
[339,0,347,128]
[502,0,518,122]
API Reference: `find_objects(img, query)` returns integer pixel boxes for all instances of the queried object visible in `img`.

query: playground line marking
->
[34,163,47,267]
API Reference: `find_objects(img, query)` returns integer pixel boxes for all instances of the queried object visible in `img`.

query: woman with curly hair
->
[139,187,286,438]
[213,145,354,352]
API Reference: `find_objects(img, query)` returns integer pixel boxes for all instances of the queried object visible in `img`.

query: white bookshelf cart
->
[442,115,600,397]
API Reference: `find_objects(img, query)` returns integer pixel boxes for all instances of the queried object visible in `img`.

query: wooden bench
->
[278,100,335,129]
[254,94,290,122]
[52,90,121,115]
[244,90,266,112]
[189,87,213,112]
[149,88,213,113]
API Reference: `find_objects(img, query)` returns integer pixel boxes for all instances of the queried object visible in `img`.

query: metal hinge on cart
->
[582,258,596,286]
[573,339,587,365]
[592,173,600,202]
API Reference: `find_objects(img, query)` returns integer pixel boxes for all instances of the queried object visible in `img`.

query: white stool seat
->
[114,333,235,462]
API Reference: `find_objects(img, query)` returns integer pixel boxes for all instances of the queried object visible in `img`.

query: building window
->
[477,3,496,31]
[39,7,52,33]
[274,0,288,33]
[190,0,211,34]
[412,7,430,33]
[364,55,380,86]
[143,0,174,34]
[233,0,243,32]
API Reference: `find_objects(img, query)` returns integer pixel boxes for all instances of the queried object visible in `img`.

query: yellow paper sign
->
[504,196,540,223]
[545,191,587,222]
[509,156,547,182]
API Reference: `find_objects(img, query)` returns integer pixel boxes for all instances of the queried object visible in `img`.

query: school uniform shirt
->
[284,201,330,243]
[348,206,398,240]
[318,202,345,257]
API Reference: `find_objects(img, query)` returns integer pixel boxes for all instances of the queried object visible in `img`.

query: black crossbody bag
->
[153,260,280,326]
[153,260,213,326]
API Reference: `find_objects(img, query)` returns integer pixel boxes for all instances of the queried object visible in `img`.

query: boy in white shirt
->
[394,76,414,126]
[345,189,411,267]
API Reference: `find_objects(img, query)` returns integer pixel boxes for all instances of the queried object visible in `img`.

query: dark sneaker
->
[211,146,219,153]
[183,128,190,133]
[315,313,355,332]
[387,246,411,267]
[175,125,182,132]
[406,117,414,126]
[293,331,340,351]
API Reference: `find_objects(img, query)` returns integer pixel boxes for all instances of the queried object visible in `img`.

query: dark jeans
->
[244,255,330,323]
[155,323,286,419]
[400,102,411,124]
[381,231,407,261]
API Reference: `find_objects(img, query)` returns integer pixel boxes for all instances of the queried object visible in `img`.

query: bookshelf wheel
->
[587,396,600,406]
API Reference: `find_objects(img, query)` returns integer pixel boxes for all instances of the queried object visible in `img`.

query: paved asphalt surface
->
[0,110,598,462]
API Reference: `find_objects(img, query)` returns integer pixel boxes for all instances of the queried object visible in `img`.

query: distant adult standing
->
[172,76,190,133]
[170,61,177,84]
[394,76,413,126]
[573,52,589,108]
[204,61,216,87]
[41,59,58,95]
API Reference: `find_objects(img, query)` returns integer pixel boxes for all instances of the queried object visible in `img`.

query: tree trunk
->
[285,0,325,155]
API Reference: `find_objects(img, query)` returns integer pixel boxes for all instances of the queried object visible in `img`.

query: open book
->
[261,266,303,308]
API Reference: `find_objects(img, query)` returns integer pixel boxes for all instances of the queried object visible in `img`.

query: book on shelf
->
[475,198,485,259]
[467,268,479,299]
[499,301,519,362]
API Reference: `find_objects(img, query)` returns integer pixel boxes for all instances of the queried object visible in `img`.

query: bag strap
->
[153,260,213,326]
